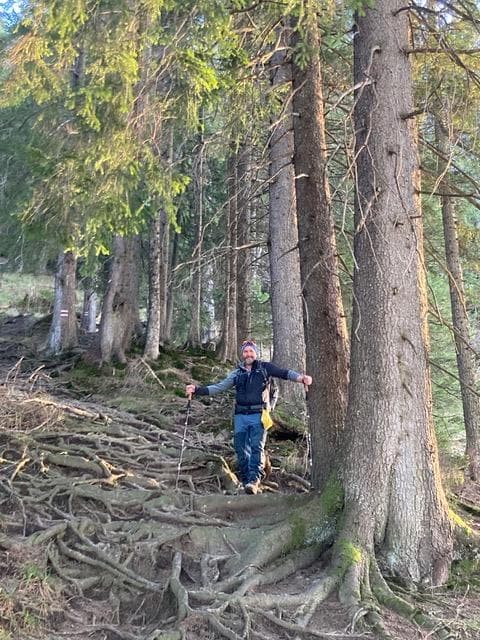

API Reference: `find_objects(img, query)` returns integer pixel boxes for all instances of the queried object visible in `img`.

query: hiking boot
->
[244,481,260,495]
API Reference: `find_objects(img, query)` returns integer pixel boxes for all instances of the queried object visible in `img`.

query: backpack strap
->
[257,361,272,409]
[257,361,269,389]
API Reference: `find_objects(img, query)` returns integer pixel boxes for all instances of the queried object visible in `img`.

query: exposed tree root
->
[370,561,458,639]
[1,380,478,640]
[456,497,480,517]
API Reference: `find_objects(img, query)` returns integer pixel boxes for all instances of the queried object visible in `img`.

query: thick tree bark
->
[236,144,251,344]
[292,8,349,491]
[342,0,453,585]
[99,236,140,364]
[220,154,238,362]
[435,117,480,481]
[268,29,306,409]
[46,251,78,355]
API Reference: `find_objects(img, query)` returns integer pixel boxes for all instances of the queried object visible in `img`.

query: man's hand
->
[186,384,196,397]
[298,374,312,387]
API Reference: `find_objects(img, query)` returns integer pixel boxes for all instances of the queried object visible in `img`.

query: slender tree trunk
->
[291,6,349,490]
[81,288,97,333]
[158,127,174,345]
[268,27,306,409]
[186,129,205,349]
[144,156,169,360]
[99,236,140,364]
[220,154,238,362]
[139,23,171,358]
[144,206,164,359]
[236,144,251,343]
[204,264,219,344]
[46,251,78,355]
[165,229,178,342]
[158,207,169,344]
[341,0,453,585]
[435,116,480,481]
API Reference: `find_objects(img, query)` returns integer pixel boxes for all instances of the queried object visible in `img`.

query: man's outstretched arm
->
[186,371,236,397]
[264,362,312,387]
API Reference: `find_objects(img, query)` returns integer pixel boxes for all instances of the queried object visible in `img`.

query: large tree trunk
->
[219,154,238,362]
[99,236,140,364]
[292,8,349,491]
[435,116,480,481]
[342,0,453,586]
[236,144,251,343]
[268,28,306,409]
[45,251,78,355]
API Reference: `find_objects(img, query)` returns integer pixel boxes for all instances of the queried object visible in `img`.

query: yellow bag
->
[261,408,274,430]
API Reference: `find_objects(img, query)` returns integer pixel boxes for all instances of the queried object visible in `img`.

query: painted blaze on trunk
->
[47,251,78,355]
[343,0,453,585]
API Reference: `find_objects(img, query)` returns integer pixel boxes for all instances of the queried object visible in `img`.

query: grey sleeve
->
[286,369,302,382]
[195,370,236,396]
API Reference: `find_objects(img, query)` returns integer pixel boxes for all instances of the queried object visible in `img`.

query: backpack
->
[258,362,279,411]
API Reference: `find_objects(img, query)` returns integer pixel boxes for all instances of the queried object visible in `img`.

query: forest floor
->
[0,313,479,640]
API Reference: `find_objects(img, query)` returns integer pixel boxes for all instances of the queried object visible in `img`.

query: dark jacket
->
[194,359,301,413]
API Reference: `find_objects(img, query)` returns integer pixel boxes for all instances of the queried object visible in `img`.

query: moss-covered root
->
[233,543,324,596]
[291,543,456,640]
[320,541,394,640]
[370,561,457,640]
[215,484,342,595]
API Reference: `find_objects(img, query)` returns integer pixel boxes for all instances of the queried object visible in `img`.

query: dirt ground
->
[0,314,479,640]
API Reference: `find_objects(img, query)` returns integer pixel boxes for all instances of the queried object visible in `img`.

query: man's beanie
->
[240,340,259,356]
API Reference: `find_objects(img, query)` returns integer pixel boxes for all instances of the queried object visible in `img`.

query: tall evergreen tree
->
[268,25,306,408]
[340,0,453,590]
[435,111,480,481]
[236,143,252,343]
[292,2,349,490]
[220,153,239,362]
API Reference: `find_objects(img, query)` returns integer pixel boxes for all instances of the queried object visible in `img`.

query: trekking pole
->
[176,394,192,490]
[303,378,312,474]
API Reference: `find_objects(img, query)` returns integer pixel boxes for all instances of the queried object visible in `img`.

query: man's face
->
[242,346,257,364]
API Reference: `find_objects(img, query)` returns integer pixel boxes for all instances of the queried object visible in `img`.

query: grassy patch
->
[0,273,54,315]
[448,549,480,591]
[0,544,65,637]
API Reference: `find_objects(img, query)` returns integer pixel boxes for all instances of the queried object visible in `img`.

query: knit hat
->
[240,339,259,357]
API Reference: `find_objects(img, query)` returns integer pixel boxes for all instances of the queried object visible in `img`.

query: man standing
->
[186,340,312,494]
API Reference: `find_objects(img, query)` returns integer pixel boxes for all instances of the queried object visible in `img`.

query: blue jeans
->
[233,413,267,484]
